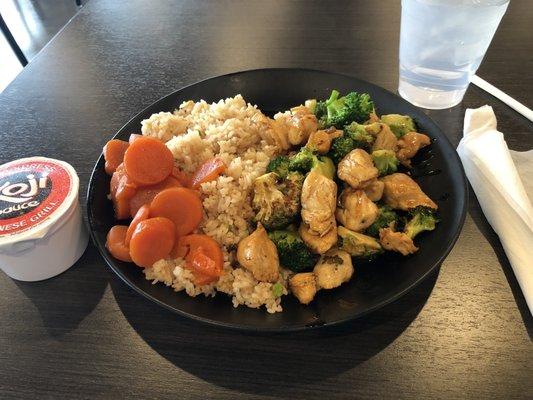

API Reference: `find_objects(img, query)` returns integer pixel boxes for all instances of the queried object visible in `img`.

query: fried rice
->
[141,95,289,313]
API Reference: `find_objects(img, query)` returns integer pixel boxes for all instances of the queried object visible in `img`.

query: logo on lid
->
[0,160,73,238]
[0,172,52,219]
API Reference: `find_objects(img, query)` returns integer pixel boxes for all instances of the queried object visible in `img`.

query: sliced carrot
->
[190,157,226,189]
[177,234,224,285]
[150,187,203,237]
[110,163,137,220]
[110,167,120,198]
[103,139,129,175]
[115,177,135,219]
[178,234,224,266]
[188,247,218,274]
[129,134,143,144]
[125,204,150,246]
[171,166,192,188]
[166,176,182,187]
[106,225,132,262]
[124,136,174,186]
[188,247,219,285]
[169,239,183,260]
[129,217,176,268]
[128,175,182,217]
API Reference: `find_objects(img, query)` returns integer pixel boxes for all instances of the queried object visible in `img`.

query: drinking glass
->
[398,0,510,109]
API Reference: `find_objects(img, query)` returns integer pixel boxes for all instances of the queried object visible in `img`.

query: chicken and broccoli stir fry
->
[237,90,439,305]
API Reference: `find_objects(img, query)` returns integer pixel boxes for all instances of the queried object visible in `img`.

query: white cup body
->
[0,200,88,281]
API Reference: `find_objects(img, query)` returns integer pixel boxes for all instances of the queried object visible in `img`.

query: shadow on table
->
[14,246,108,338]
[468,191,533,339]
[110,267,438,396]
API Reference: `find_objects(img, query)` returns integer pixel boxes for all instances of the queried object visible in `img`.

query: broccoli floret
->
[268,230,317,272]
[328,136,353,163]
[288,147,335,179]
[404,206,439,239]
[285,223,298,232]
[304,99,317,114]
[365,205,398,237]
[372,150,399,176]
[316,90,375,129]
[315,99,327,121]
[314,91,337,128]
[288,147,315,173]
[266,155,291,179]
[380,114,416,138]
[252,172,303,230]
[354,93,375,122]
[328,122,375,164]
[328,134,356,164]
[313,156,335,180]
[344,121,374,151]
[364,122,383,136]
[271,282,284,298]
[283,171,305,195]
[337,226,383,258]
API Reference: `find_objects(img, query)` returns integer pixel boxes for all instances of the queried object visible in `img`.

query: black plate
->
[87,68,467,332]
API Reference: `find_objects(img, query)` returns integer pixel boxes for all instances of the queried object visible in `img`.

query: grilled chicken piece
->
[372,123,398,152]
[335,188,379,232]
[379,227,418,255]
[397,132,431,166]
[363,179,385,202]
[381,173,438,211]
[313,249,354,289]
[301,169,337,236]
[274,106,318,147]
[237,223,280,282]
[288,106,319,145]
[306,127,343,154]
[363,122,384,137]
[290,248,354,304]
[366,111,380,124]
[269,118,292,150]
[251,113,291,150]
[337,149,379,189]
[289,273,318,304]
[299,220,337,254]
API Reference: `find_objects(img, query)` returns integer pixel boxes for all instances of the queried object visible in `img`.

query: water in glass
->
[399,0,509,109]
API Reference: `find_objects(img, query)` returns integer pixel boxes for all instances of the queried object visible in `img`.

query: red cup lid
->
[0,157,79,246]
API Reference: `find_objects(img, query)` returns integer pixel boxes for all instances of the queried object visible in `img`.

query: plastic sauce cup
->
[0,157,89,281]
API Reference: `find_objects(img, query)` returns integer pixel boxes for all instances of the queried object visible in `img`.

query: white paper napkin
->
[457,105,533,315]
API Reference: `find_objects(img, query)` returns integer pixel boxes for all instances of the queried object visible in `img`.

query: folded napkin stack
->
[457,105,533,314]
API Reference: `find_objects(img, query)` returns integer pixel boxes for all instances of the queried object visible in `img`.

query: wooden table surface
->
[1,1,532,399]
